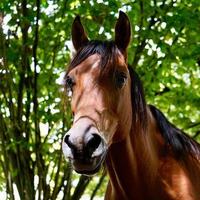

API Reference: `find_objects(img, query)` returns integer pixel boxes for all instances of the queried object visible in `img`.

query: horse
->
[62,11,200,200]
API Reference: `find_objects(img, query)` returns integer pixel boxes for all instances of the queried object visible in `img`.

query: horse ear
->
[115,11,131,53]
[72,16,89,51]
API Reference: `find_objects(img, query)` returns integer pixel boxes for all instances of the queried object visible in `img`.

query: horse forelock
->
[67,40,120,74]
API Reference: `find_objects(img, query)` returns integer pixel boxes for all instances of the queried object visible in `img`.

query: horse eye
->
[65,76,75,97]
[116,72,127,88]
[65,76,75,89]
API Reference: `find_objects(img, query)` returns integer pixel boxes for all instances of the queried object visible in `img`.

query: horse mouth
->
[74,163,101,176]
[70,152,106,176]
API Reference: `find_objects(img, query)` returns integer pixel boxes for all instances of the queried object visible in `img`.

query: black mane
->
[150,105,200,159]
[128,66,200,160]
[66,40,200,160]
[128,66,147,132]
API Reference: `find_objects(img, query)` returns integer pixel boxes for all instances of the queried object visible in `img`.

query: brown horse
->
[62,11,200,200]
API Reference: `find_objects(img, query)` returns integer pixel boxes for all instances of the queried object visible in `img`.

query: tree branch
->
[71,176,91,200]
[90,172,107,200]
[131,0,177,68]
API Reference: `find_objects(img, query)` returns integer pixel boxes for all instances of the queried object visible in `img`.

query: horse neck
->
[106,106,161,198]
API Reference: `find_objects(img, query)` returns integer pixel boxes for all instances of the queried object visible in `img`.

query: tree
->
[0,0,200,199]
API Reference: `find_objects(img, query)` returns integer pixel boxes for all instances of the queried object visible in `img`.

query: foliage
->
[0,0,200,199]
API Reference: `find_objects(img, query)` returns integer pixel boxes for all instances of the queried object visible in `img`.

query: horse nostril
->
[64,135,76,150]
[86,134,102,154]
[64,135,69,144]
[64,133,102,160]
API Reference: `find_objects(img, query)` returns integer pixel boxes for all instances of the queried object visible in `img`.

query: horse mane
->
[128,66,148,132]
[128,65,200,162]
[128,66,200,161]
[149,105,200,160]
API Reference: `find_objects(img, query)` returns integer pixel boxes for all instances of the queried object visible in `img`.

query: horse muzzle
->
[62,118,107,176]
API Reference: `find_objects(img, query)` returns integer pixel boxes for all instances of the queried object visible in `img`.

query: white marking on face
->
[91,59,100,69]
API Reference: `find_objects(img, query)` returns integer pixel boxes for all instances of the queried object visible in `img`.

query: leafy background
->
[0,0,200,199]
